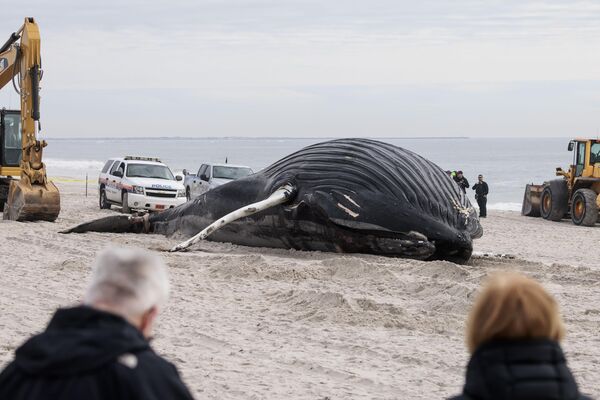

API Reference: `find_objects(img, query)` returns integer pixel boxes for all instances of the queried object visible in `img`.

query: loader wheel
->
[571,189,598,226]
[99,188,111,210]
[121,192,131,214]
[540,180,568,221]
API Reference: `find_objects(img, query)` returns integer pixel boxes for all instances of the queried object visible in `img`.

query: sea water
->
[42,137,570,211]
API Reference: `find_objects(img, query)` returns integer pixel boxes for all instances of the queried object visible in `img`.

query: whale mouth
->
[327,217,473,264]
[370,236,436,259]
[325,217,436,259]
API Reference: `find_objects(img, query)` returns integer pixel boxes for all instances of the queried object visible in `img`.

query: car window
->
[3,113,21,149]
[102,160,115,173]
[578,142,586,165]
[109,161,122,176]
[206,166,212,179]
[197,164,207,177]
[213,166,253,180]
[126,163,175,180]
[590,143,600,164]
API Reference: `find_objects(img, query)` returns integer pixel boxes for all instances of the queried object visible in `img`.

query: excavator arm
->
[0,34,20,89]
[0,18,60,221]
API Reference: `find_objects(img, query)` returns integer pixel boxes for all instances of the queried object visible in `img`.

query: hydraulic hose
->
[0,32,19,54]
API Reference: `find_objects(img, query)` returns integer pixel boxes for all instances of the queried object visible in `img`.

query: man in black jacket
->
[472,174,489,218]
[0,248,194,400]
[453,171,470,194]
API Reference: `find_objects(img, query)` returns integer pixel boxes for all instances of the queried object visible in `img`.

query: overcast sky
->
[2,1,600,138]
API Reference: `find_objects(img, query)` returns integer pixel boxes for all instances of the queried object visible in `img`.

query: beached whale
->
[63,138,482,263]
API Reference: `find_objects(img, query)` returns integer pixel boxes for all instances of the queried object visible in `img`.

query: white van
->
[98,156,186,213]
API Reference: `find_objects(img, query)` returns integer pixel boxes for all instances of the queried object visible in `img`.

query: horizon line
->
[41,135,577,140]
[43,136,472,140]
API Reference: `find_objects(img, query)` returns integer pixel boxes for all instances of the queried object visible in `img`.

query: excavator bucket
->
[3,179,60,221]
[521,183,543,217]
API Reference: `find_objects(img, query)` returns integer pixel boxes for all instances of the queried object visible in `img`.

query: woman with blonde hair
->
[450,272,591,400]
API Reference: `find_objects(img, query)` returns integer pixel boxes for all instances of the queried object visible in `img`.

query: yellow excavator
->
[522,139,600,226]
[0,17,60,221]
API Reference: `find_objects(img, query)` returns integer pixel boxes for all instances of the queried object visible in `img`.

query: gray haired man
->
[0,247,194,400]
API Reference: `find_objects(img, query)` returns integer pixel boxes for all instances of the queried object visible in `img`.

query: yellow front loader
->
[0,18,60,221]
[522,139,600,226]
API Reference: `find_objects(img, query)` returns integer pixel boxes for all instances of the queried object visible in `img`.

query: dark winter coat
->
[454,176,470,193]
[449,339,591,400]
[472,181,489,198]
[0,306,194,400]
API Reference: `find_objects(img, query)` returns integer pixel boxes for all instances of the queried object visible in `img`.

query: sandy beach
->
[1,181,599,399]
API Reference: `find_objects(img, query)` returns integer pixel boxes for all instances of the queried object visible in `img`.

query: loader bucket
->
[3,179,60,221]
[521,183,543,217]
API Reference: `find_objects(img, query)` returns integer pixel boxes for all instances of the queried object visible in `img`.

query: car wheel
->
[121,192,130,214]
[99,188,111,210]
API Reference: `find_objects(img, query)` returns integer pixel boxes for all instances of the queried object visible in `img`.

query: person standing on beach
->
[453,171,470,193]
[449,273,591,400]
[0,248,195,400]
[472,174,488,218]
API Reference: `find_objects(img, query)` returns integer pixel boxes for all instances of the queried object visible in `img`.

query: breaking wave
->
[44,158,105,179]
[44,158,104,171]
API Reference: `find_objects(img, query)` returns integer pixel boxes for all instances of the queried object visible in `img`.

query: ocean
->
[42,137,570,211]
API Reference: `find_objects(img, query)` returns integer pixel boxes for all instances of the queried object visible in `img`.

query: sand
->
[1,182,599,399]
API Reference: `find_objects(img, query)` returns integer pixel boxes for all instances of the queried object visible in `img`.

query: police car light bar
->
[124,156,162,163]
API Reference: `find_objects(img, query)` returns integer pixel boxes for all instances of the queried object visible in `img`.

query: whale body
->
[64,139,482,264]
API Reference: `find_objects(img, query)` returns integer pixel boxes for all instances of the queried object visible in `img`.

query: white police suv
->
[98,156,186,213]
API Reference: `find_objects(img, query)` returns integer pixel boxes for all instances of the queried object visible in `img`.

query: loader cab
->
[0,109,22,167]
[569,140,588,177]
[590,141,600,168]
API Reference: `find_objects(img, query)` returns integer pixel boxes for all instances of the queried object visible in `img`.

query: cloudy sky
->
[2,1,600,137]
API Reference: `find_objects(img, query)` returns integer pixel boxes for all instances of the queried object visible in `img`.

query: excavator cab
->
[0,109,22,210]
[0,109,22,167]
